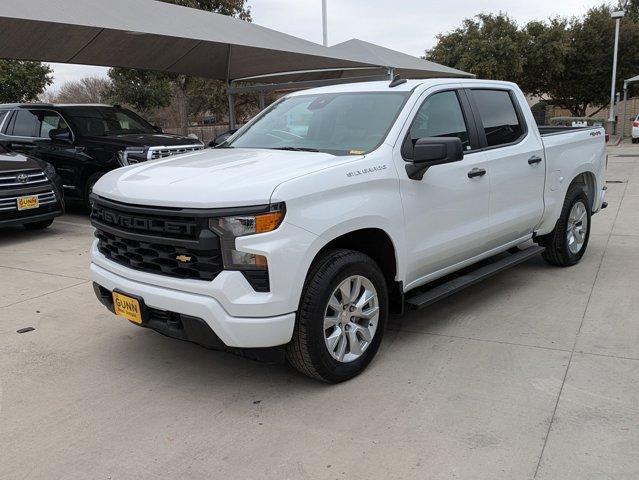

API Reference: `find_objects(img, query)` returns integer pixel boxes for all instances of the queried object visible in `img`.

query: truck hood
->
[81,133,200,148]
[93,148,357,208]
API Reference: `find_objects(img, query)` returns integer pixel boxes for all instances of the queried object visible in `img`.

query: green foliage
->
[157,0,251,19]
[106,68,174,111]
[0,60,53,103]
[426,6,639,116]
[426,13,526,83]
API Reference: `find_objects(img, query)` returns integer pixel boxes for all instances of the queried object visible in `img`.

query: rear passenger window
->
[472,90,524,147]
[36,112,67,138]
[408,91,470,150]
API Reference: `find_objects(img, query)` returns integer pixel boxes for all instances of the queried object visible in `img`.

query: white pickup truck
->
[90,79,607,382]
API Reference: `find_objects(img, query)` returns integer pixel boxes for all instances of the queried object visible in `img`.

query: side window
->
[472,90,524,147]
[10,110,40,137]
[34,111,67,138]
[0,110,9,131]
[408,91,471,150]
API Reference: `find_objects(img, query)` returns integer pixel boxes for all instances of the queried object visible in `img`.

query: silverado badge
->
[175,255,192,263]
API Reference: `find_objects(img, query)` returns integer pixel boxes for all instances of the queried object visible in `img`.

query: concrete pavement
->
[1,148,638,480]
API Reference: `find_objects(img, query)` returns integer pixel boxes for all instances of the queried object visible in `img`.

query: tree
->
[426,6,639,117]
[157,0,251,19]
[0,60,53,103]
[545,5,639,116]
[426,13,527,84]
[106,68,174,111]
[519,18,571,98]
[108,0,252,132]
[53,77,111,104]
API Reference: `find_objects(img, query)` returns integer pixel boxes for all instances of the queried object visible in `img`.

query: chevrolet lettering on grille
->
[93,207,196,236]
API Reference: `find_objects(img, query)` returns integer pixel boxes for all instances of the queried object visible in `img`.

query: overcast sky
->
[47,0,606,91]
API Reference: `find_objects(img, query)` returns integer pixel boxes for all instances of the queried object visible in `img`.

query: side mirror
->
[406,137,464,180]
[209,129,238,148]
[152,125,163,133]
[49,128,73,144]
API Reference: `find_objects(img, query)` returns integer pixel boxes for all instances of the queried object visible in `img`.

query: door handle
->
[528,156,543,165]
[468,168,487,179]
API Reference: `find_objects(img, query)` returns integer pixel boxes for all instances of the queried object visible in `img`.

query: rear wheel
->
[23,219,54,230]
[539,184,591,267]
[286,249,388,383]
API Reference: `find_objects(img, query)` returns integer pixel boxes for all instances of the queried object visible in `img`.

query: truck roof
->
[287,78,518,96]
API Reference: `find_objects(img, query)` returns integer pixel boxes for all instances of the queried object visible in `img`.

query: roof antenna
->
[389,74,407,88]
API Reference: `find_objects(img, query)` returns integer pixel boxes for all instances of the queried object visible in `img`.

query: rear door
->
[466,88,545,247]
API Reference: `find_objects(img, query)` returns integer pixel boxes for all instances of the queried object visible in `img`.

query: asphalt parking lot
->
[1,147,638,480]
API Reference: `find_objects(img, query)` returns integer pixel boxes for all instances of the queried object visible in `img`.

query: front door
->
[397,88,491,290]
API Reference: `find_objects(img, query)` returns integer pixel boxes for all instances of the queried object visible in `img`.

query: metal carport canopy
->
[235,39,473,84]
[0,0,373,81]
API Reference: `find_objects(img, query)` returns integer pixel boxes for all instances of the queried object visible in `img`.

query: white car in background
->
[632,114,639,143]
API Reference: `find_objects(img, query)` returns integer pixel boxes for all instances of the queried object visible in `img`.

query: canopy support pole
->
[226,44,236,130]
[622,82,628,142]
[228,86,236,130]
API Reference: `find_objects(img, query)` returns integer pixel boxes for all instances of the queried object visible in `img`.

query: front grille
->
[91,198,223,282]
[0,190,57,212]
[96,229,223,281]
[0,169,49,191]
[149,144,203,160]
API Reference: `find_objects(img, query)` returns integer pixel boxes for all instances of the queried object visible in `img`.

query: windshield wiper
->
[271,146,321,153]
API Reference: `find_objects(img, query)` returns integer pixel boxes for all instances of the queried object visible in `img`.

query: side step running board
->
[405,246,545,310]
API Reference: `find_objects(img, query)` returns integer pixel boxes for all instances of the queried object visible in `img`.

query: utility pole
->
[322,0,328,46]
[608,10,625,134]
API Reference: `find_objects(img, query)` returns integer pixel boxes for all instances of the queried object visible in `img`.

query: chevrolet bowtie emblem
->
[175,255,192,263]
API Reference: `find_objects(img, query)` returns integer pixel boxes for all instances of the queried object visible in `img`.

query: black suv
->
[0,104,204,208]
[0,146,64,230]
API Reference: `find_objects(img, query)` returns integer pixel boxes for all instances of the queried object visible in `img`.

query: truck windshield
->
[227,92,409,155]
[65,107,156,137]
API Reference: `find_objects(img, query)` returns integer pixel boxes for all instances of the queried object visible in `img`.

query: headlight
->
[209,203,285,269]
[41,161,57,177]
[117,148,146,166]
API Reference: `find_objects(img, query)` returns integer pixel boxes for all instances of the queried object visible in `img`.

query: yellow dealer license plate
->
[112,292,143,325]
[17,195,39,211]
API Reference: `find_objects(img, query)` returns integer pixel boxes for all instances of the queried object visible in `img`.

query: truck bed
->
[538,125,600,136]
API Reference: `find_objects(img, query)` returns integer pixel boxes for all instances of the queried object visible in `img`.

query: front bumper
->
[0,208,63,228]
[90,262,295,348]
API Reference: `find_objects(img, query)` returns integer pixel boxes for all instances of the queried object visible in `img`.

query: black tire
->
[632,138,639,144]
[539,184,591,267]
[84,172,104,211]
[23,219,54,230]
[286,249,388,383]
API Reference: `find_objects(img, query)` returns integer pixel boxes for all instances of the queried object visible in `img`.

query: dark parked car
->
[0,146,64,230]
[0,104,204,208]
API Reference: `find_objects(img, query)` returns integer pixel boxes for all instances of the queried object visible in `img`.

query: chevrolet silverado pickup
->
[89,79,606,382]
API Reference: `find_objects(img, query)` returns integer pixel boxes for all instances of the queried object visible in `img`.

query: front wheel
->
[539,184,591,267]
[286,249,388,383]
